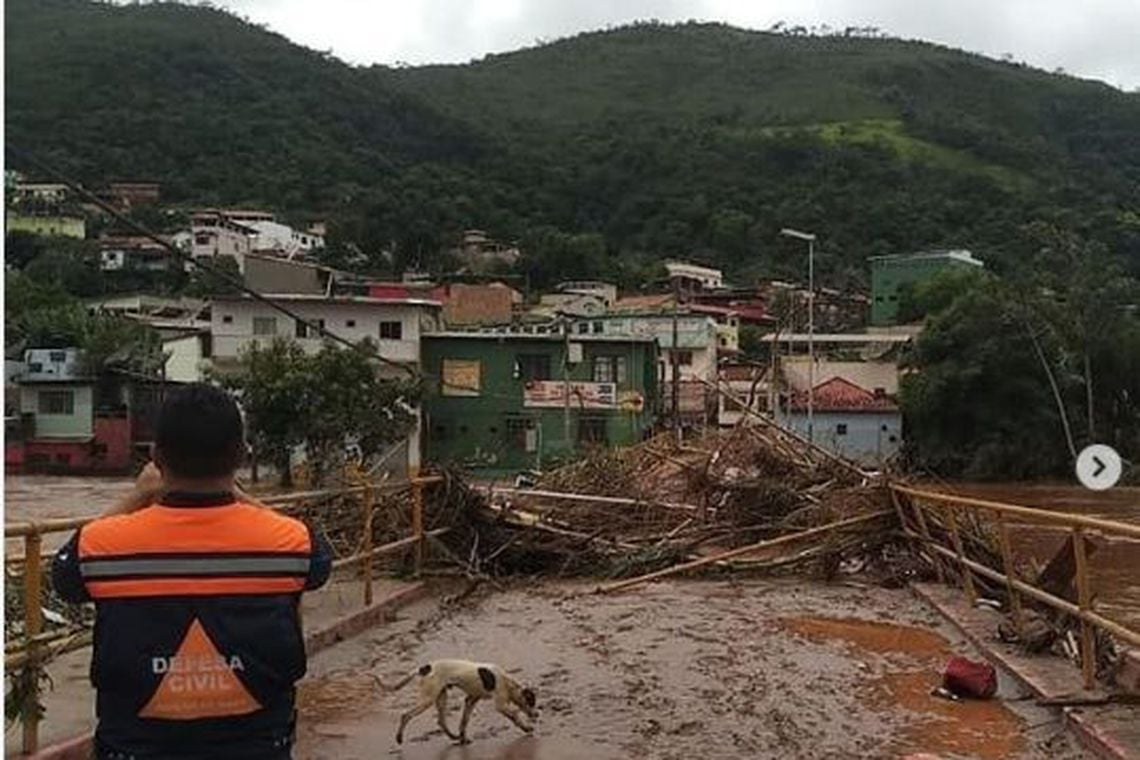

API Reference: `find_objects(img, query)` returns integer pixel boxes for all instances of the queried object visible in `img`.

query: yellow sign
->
[441,359,481,396]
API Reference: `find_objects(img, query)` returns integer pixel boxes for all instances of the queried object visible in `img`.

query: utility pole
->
[780,228,817,443]
[671,278,681,444]
[563,319,572,447]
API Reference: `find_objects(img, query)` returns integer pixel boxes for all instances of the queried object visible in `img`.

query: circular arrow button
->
[1075,444,1122,491]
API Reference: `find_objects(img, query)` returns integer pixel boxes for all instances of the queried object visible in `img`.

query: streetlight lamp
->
[780,228,816,443]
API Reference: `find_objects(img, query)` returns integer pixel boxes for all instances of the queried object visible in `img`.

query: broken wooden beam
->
[595,510,891,594]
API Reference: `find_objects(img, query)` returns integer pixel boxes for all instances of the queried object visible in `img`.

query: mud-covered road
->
[295,579,1092,760]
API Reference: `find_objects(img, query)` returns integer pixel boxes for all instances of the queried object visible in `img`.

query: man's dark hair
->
[154,383,244,479]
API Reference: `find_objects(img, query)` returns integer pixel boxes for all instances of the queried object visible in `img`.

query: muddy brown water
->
[934,482,1140,630]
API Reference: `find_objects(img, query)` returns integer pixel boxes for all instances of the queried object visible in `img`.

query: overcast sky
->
[220,0,1139,91]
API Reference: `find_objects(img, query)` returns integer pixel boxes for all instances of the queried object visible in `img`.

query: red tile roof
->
[789,376,897,412]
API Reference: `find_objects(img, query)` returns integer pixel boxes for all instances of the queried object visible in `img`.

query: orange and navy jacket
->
[52,490,331,756]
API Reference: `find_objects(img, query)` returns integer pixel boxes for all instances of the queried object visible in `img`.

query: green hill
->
[6,2,1140,286]
[4,0,479,209]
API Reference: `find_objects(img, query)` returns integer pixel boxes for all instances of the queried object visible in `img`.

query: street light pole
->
[780,228,817,443]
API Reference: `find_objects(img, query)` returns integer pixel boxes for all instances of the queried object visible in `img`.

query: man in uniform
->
[53,383,332,759]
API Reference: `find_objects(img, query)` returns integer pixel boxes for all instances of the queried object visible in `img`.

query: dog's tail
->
[370,671,417,693]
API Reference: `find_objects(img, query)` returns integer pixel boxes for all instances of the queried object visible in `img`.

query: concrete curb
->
[25,582,430,760]
[911,583,1135,760]
[304,582,428,656]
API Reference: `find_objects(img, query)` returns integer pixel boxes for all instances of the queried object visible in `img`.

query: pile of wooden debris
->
[455,420,905,585]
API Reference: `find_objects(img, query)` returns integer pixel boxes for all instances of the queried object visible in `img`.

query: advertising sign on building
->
[523,381,616,409]
[441,359,481,396]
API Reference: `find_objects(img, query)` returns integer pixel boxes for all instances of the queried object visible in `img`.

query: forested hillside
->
[7,1,1140,288]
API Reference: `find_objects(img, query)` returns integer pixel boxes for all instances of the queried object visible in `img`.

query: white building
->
[665,261,724,291]
[210,294,443,472]
[209,294,441,368]
[572,311,720,419]
[190,210,254,259]
[246,220,325,259]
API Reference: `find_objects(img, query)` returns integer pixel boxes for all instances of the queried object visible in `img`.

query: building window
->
[346,319,356,328]
[592,355,628,385]
[592,321,603,334]
[194,233,211,245]
[577,322,589,334]
[888,435,898,443]
[379,321,403,340]
[296,318,325,339]
[516,354,552,381]
[222,315,233,324]
[836,423,848,436]
[49,351,67,363]
[38,390,75,415]
[253,317,277,336]
[672,350,693,366]
[578,416,607,445]
[505,417,535,451]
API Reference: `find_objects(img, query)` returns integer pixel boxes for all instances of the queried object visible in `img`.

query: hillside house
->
[99,235,180,273]
[210,293,442,473]
[190,210,254,259]
[246,219,325,258]
[12,349,165,474]
[777,377,901,466]
[665,261,724,293]
[421,330,658,476]
[103,182,161,209]
[571,310,721,423]
[455,229,520,270]
[869,249,983,326]
[6,213,86,239]
[209,293,441,371]
[717,363,770,427]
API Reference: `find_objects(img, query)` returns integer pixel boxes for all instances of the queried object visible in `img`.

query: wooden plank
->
[331,528,449,571]
[995,514,1024,634]
[945,506,977,604]
[23,533,43,754]
[1072,527,1096,690]
[1036,533,1099,603]
[412,477,425,577]
[491,487,703,515]
[596,510,890,594]
[908,496,947,583]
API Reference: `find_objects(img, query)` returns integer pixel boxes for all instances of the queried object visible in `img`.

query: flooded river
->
[931,482,1140,630]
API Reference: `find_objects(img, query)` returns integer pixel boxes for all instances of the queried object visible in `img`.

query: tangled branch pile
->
[460,424,902,580]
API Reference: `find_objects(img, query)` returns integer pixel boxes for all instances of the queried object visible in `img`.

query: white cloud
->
[218,0,1140,89]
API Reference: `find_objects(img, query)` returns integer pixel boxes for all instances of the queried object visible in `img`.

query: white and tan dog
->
[379,659,538,745]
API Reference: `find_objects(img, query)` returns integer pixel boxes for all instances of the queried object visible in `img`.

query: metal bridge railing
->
[890,483,1140,692]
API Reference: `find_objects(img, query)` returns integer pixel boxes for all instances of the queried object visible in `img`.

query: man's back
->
[55,491,330,758]
[51,383,331,759]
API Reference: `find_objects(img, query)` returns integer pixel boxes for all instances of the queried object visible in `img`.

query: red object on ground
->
[943,656,998,698]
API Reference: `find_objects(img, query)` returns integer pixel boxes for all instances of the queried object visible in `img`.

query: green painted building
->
[422,330,659,477]
[869,249,983,325]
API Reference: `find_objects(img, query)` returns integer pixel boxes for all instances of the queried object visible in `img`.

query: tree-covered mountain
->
[4,0,480,211]
[7,0,1140,287]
